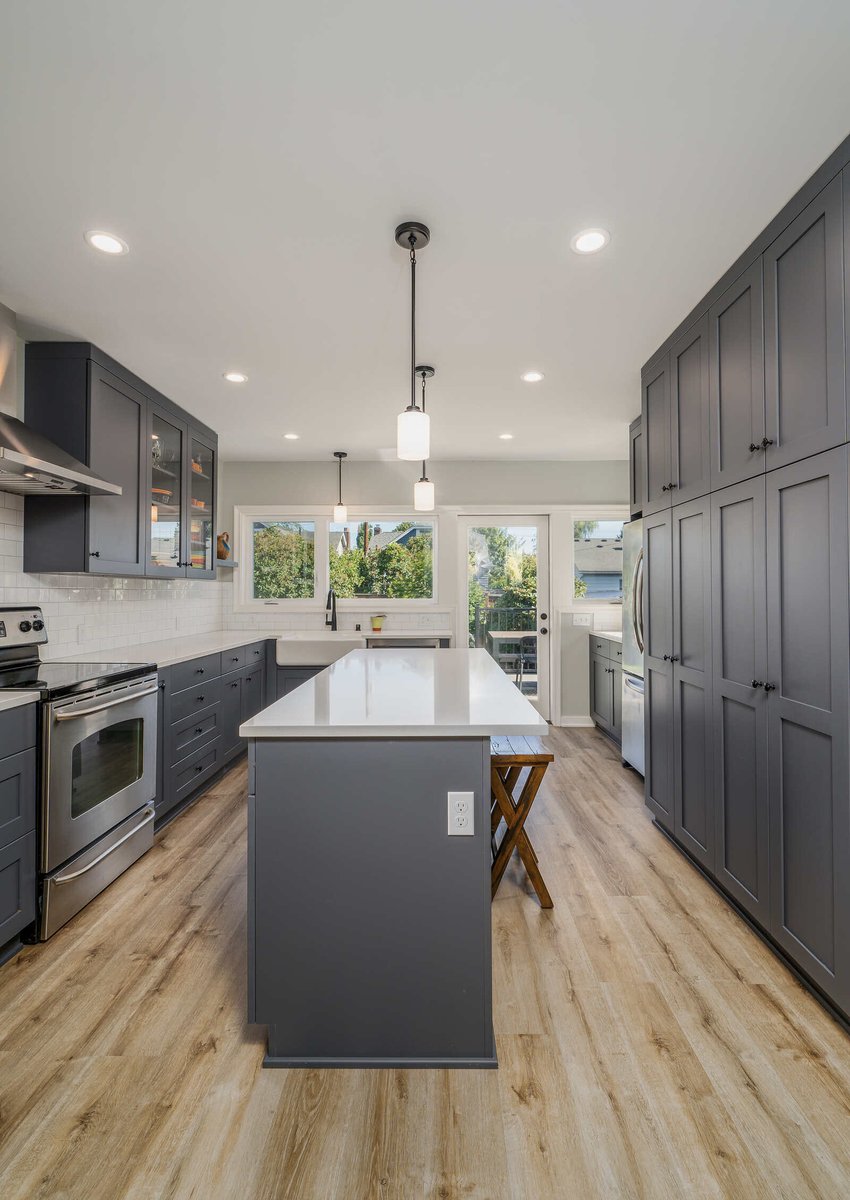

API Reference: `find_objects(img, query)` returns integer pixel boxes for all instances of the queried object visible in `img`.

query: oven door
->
[42,675,158,873]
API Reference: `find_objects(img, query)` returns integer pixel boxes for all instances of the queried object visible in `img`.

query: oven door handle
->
[52,807,155,884]
[53,684,159,721]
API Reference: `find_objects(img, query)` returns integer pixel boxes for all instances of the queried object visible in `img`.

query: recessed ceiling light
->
[223,371,248,383]
[499,433,514,440]
[84,230,128,255]
[571,228,610,255]
[283,432,300,440]
[521,371,544,383]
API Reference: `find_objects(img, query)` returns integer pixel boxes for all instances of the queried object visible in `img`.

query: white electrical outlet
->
[572,613,592,627]
[448,791,475,836]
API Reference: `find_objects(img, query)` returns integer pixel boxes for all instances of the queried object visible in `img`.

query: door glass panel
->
[189,438,214,572]
[467,525,539,701]
[573,519,625,600]
[150,414,183,570]
[71,719,144,818]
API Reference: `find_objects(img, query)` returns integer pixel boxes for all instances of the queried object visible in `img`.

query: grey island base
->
[242,648,547,1069]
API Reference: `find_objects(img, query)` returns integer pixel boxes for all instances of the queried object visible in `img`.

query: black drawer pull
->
[195,764,204,773]
[761,437,774,449]
[231,656,239,662]
[196,695,205,703]
[195,667,205,675]
[763,682,776,692]
[194,726,203,734]
[253,649,261,656]
[230,681,238,689]
[749,442,761,452]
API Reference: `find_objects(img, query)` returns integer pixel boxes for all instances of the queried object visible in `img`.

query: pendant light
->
[413,365,435,512]
[395,221,431,461]
[332,451,348,522]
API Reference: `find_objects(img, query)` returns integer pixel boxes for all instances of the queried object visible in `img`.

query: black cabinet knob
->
[751,679,764,689]
[197,695,205,703]
[670,654,679,662]
[668,481,677,490]
[194,726,203,735]
[90,550,101,558]
[230,681,238,689]
[763,682,776,692]
[749,443,761,453]
[195,764,204,773]
[661,484,669,493]
[195,668,205,675]
[662,654,670,661]
[760,437,774,449]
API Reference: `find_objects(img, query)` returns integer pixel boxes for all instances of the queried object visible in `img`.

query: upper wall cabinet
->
[669,314,710,504]
[641,354,671,514]
[629,415,644,518]
[23,343,218,580]
[709,259,766,490]
[763,176,846,469]
[643,316,711,514]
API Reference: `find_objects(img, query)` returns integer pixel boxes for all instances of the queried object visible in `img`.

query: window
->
[329,520,434,599]
[235,508,438,610]
[251,520,315,600]
[573,518,625,602]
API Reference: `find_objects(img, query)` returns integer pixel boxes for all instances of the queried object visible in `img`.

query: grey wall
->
[220,458,628,516]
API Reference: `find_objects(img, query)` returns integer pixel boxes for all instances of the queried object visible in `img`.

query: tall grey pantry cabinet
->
[640,140,850,1024]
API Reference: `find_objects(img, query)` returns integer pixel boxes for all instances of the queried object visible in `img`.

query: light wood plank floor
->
[2,726,850,1199]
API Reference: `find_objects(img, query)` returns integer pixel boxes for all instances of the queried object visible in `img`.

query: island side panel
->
[250,736,494,1068]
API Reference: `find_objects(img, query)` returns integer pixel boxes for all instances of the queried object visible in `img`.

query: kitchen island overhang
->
[241,648,547,1070]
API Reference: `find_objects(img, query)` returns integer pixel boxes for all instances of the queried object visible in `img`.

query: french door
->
[459,516,551,720]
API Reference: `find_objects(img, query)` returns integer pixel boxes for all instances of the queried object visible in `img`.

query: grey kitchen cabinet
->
[671,496,713,869]
[710,477,770,926]
[241,666,265,722]
[590,652,614,732]
[641,354,672,515]
[643,508,674,832]
[763,176,846,471]
[766,447,850,1012]
[629,415,645,518]
[221,671,244,760]
[24,358,146,575]
[23,342,218,580]
[669,315,711,504]
[0,706,37,948]
[276,666,322,699]
[708,259,766,490]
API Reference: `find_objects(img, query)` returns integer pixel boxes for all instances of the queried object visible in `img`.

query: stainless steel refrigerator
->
[621,519,645,774]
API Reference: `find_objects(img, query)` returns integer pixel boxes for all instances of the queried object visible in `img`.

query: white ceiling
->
[2,1,850,463]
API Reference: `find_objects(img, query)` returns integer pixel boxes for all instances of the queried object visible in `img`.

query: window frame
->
[234,505,439,612]
[568,507,630,610]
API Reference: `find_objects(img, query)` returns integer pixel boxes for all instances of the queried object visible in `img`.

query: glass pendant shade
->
[397,406,430,461]
[333,503,347,523]
[414,477,435,512]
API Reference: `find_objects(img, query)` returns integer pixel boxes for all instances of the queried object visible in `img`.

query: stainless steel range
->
[0,607,157,939]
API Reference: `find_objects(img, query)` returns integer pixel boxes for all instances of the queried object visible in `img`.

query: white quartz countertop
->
[0,691,41,713]
[52,628,455,671]
[240,648,547,739]
[589,629,622,642]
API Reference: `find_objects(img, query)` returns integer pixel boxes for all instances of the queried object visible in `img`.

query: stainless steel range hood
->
[0,414,122,496]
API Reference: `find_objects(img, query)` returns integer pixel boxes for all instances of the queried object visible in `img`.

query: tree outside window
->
[329,520,434,599]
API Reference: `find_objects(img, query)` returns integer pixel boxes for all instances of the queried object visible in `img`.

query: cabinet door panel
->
[709,260,765,489]
[764,176,846,469]
[767,447,850,1009]
[643,509,673,829]
[87,366,146,575]
[672,497,713,866]
[611,663,622,742]
[711,478,769,923]
[629,417,645,518]
[147,404,187,577]
[221,674,243,757]
[642,356,672,515]
[670,316,710,504]
[590,654,613,731]
[185,430,217,579]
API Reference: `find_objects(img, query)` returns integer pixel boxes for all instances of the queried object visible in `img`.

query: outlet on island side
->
[448,791,474,836]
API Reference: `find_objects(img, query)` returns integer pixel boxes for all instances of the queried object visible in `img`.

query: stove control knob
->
[18,620,32,633]
[32,620,44,632]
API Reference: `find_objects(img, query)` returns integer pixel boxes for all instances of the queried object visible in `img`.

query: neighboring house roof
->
[368,524,428,552]
[574,538,624,576]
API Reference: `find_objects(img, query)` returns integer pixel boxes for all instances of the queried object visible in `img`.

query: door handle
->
[539,627,548,635]
[54,684,158,720]
[53,808,155,884]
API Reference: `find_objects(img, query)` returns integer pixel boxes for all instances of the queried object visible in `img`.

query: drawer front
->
[244,641,268,667]
[0,705,37,759]
[169,704,222,765]
[611,642,623,662]
[171,677,223,724]
[0,830,36,945]
[222,646,247,673]
[170,740,222,804]
[171,653,222,694]
[591,636,611,658]
[0,748,36,849]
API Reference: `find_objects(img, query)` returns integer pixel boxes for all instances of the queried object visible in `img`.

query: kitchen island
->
[240,647,546,1069]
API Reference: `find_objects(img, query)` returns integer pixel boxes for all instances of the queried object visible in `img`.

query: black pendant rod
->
[409,237,417,411]
[333,450,347,505]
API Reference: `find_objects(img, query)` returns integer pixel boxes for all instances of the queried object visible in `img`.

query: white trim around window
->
[233,505,440,613]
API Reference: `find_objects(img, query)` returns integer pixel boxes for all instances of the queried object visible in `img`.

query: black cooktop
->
[0,660,156,700]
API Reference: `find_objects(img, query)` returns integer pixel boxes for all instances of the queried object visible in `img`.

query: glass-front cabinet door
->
[185,432,216,578]
[147,406,186,576]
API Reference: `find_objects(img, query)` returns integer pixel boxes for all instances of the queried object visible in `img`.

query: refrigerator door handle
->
[632,548,645,655]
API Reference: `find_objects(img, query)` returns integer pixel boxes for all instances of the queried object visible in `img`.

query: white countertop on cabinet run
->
[51,629,455,671]
[0,691,41,713]
[240,648,548,739]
